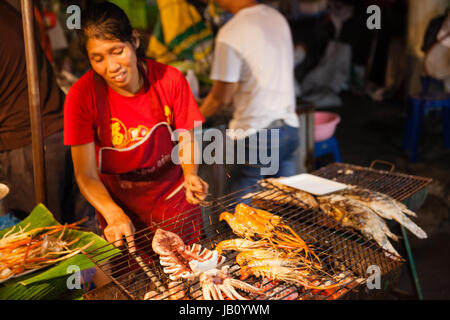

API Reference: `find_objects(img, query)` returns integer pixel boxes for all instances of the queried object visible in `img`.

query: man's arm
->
[199,80,237,118]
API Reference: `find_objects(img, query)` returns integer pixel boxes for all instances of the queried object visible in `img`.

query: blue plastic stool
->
[314,136,342,164]
[403,77,450,163]
[0,213,21,230]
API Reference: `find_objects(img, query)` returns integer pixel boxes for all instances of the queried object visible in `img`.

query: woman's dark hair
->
[79,2,146,59]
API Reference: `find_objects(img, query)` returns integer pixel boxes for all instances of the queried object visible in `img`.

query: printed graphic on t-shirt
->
[164,105,173,126]
[111,118,150,148]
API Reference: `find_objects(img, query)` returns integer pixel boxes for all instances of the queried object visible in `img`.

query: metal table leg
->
[401,225,424,300]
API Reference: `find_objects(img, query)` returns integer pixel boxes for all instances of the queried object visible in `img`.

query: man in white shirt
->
[199,0,300,191]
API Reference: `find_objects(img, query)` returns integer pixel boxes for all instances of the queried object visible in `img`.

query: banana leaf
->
[0,204,120,300]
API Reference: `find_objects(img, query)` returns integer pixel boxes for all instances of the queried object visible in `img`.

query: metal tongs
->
[198,192,213,207]
[185,179,213,207]
[123,237,167,295]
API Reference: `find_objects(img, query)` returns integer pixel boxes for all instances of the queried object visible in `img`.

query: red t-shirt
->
[64,59,204,149]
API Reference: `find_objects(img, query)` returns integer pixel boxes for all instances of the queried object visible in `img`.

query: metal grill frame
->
[313,162,432,202]
[83,162,431,300]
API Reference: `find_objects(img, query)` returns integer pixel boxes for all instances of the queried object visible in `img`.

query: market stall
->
[81,162,431,300]
[0,161,433,300]
[1,0,444,302]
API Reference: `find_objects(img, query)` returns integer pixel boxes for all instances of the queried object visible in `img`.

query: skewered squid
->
[150,229,267,300]
[199,265,264,300]
[152,229,225,281]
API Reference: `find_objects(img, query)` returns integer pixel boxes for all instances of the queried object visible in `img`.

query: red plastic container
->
[314,112,341,142]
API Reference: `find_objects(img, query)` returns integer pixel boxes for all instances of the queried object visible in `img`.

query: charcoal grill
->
[83,162,431,300]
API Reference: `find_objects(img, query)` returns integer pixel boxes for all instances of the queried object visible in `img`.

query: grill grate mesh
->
[313,162,432,201]
[84,162,432,300]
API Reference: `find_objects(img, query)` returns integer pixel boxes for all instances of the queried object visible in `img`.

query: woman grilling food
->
[64,2,208,250]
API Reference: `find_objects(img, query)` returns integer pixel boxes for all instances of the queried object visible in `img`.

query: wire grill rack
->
[83,162,431,300]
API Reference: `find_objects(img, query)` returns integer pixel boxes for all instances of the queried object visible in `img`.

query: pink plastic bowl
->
[314,112,341,142]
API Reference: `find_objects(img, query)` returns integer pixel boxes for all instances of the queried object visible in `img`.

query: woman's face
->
[86,34,140,95]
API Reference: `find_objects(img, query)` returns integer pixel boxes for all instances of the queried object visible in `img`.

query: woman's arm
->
[71,142,135,249]
[178,129,209,204]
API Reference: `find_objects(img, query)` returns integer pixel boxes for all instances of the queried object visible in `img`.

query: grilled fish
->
[318,194,401,258]
[243,178,319,209]
[335,185,427,239]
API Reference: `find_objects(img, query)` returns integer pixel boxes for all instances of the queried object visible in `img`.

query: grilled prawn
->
[214,238,271,254]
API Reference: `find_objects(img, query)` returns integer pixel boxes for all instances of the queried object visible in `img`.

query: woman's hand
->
[184,174,209,205]
[103,210,136,251]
